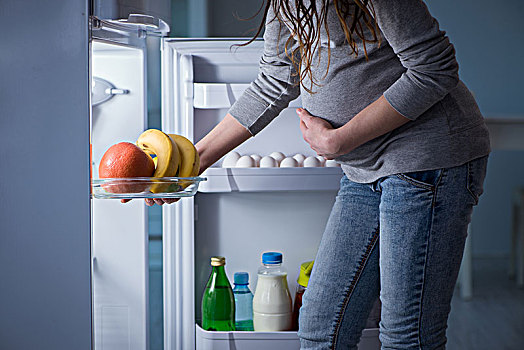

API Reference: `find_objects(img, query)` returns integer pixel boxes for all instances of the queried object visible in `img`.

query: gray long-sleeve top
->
[228,0,490,183]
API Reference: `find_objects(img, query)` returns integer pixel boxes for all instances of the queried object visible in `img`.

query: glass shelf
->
[91,176,206,199]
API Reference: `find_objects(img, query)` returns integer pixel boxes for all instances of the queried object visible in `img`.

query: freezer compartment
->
[91,176,206,199]
[195,324,380,350]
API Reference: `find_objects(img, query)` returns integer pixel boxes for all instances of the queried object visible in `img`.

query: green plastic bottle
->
[201,256,235,331]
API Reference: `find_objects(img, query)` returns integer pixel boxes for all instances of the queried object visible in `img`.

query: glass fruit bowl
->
[91,176,207,199]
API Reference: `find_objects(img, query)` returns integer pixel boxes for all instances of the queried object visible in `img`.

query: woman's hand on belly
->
[297,108,345,159]
[298,95,411,160]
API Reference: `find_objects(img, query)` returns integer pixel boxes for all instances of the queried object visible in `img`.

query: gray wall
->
[170,0,264,37]
[427,0,524,257]
[0,0,92,349]
[207,0,265,37]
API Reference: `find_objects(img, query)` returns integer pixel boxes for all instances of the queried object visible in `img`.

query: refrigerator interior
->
[161,39,379,350]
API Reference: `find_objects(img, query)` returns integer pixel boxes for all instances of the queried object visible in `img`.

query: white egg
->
[236,155,256,168]
[269,152,285,165]
[325,159,341,167]
[316,155,326,166]
[259,156,277,168]
[280,157,299,168]
[222,151,241,168]
[292,153,305,167]
[250,154,261,167]
[303,156,322,167]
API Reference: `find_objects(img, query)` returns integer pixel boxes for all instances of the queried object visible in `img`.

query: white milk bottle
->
[253,252,293,331]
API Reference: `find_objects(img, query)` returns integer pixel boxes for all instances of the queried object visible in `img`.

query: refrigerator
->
[90,15,380,350]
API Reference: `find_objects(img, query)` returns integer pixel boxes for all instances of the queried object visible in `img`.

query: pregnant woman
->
[161,1,491,348]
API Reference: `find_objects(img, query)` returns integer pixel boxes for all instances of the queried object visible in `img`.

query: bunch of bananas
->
[136,129,200,193]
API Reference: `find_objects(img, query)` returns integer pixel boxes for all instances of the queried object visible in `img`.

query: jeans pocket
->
[467,155,489,205]
[395,169,443,192]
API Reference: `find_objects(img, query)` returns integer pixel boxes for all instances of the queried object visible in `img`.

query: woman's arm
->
[196,113,253,173]
[373,0,459,120]
[228,6,300,135]
[298,95,410,159]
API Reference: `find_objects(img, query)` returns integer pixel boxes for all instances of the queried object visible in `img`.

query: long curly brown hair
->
[242,0,380,93]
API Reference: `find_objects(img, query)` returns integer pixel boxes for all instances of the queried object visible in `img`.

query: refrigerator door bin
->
[193,83,302,110]
[195,324,380,350]
[199,167,343,192]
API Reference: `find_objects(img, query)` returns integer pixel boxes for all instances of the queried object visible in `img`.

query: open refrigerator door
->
[90,15,169,350]
[161,39,380,350]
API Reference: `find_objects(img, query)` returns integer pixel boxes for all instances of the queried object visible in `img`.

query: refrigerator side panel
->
[0,0,91,348]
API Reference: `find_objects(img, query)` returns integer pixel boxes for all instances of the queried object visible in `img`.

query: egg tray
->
[91,176,207,199]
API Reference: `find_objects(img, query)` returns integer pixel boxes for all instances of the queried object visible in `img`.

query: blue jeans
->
[298,156,488,350]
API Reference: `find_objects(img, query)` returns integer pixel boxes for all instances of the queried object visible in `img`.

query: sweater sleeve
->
[228,8,301,135]
[373,0,459,120]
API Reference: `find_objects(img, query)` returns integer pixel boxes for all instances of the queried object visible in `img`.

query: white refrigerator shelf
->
[195,324,380,350]
[198,167,344,193]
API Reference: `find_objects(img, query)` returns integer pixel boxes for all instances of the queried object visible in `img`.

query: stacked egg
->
[221,151,341,168]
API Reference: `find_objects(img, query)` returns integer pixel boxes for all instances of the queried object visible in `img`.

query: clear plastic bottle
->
[253,252,292,331]
[233,272,254,331]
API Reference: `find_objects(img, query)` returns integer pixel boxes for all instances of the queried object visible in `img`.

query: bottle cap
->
[234,272,249,285]
[297,260,314,287]
[210,256,226,266]
[262,252,282,264]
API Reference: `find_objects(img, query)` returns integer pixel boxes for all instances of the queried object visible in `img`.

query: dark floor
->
[447,257,524,350]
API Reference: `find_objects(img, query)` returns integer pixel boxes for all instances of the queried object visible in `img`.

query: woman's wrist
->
[329,96,410,158]
[330,126,355,157]
[195,113,252,174]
